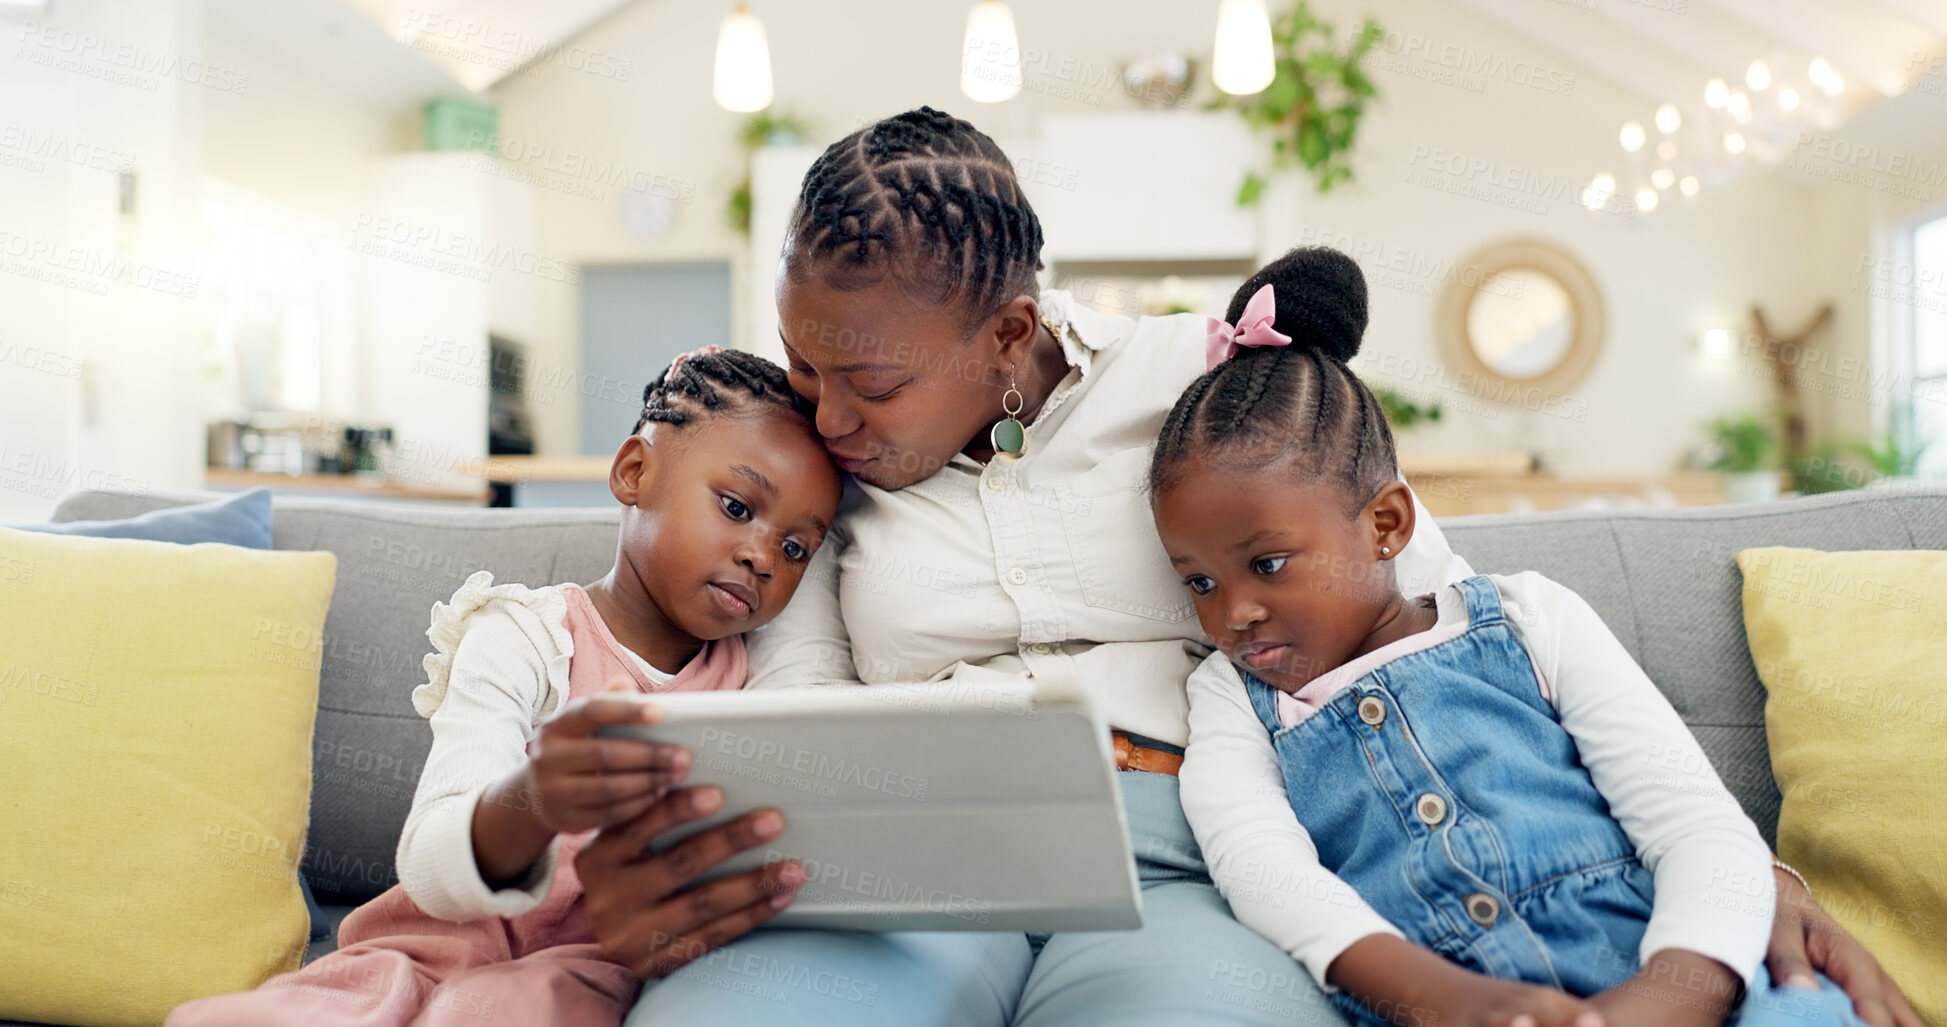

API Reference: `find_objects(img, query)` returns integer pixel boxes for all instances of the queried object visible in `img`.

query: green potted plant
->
[727,109,810,234]
[1208,2,1383,204]
[1852,395,1933,483]
[1372,385,1441,434]
[1700,409,1781,503]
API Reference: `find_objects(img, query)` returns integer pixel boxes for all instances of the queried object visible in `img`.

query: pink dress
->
[166,583,748,1027]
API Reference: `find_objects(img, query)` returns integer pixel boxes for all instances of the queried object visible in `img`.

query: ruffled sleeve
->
[413,570,577,721]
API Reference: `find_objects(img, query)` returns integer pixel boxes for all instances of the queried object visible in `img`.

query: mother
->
[579,107,1917,1026]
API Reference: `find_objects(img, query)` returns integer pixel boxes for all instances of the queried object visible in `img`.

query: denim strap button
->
[1466,892,1500,927]
[1357,696,1386,727]
[1415,792,1447,826]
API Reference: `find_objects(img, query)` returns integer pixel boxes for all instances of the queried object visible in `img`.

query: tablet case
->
[597,677,1143,932]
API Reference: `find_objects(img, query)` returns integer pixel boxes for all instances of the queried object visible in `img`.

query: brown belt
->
[1111,730,1183,776]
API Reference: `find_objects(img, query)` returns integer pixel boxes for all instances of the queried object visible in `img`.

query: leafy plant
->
[1209,3,1383,204]
[1788,443,1865,495]
[1372,386,1441,432]
[727,109,810,234]
[1851,396,1932,479]
[1700,410,1779,473]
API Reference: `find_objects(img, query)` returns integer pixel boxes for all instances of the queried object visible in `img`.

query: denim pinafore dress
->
[1242,575,1655,1010]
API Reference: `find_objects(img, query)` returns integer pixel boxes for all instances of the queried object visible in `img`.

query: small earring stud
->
[1380,546,1392,556]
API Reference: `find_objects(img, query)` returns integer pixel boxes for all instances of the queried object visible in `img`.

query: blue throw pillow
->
[16,488,274,550]
[12,486,329,936]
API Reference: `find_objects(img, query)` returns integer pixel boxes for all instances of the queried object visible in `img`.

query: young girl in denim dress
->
[1153,248,1871,1027]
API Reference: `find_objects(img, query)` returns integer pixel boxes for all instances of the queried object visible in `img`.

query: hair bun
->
[1223,246,1367,363]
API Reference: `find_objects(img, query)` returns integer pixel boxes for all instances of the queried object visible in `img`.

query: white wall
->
[489,0,1874,476]
[1247,0,1833,476]
[200,20,402,227]
[0,0,209,519]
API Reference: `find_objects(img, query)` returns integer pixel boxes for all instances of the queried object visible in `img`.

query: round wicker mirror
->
[1435,238,1604,401]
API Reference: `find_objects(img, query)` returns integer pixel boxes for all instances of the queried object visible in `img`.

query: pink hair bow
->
[1206,283,1292,370]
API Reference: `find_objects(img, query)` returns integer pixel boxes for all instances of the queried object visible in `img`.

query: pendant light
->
[961,1,1022,103]
[713,3,773,113]
[1212,0,1275,96]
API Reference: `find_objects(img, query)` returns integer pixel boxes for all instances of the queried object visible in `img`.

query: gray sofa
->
[20,483,1947,1026]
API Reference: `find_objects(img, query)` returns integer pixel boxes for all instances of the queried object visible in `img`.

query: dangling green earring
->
[991,364,1026,460]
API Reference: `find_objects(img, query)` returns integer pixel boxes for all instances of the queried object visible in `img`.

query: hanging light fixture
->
[1779,87,1800,111]
[1655,104,1681,134]
[1724,132,1746,155]
[1651,168,1675,190]
[961,0,1022,103]
[1704,77,1729,108]
[1636,188,1659,213]
[1620,121,1646,152]
[1679,176,1700,198]
[1585,173,1616,210]
[712,3,773,113]
[1745,59,1771,91]
[1212,0,1275,96]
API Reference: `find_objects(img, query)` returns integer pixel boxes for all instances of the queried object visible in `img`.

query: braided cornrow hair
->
[631,348,811,436]
[783,106,1045,334]
[1149,247,1398,513]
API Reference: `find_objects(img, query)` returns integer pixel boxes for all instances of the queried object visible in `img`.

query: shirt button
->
[1028,643,1052,655]
[985,476,1006,492]
[1008,567,1029,585]
[1357,696,1386,727]
[1465,892,1500,927]
[1415,793,1447,826]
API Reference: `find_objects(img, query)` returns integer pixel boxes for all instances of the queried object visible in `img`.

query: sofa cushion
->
[1438,484,1947,846]
[11,488,271,549]
[0,528,336,1027]
[52,484,1947,891]
[52,489,623,903]
[1736,545,1946,1023]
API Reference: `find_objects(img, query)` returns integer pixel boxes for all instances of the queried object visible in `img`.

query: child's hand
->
[521,686,695,835]
[1331,935,1606,1027]
[1587,950,1740,1027]
[1422,973,1607,1027]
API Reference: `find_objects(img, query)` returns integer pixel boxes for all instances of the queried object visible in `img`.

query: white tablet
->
[597,677,1143,933]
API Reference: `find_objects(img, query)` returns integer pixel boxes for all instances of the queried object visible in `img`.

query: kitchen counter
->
[204,469,490,505]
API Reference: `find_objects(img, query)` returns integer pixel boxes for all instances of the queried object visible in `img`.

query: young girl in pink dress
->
[167,348,842,1027]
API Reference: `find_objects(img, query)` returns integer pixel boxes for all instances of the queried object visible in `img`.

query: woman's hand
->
[1766,866,1923,1027]
[576,785,805,978]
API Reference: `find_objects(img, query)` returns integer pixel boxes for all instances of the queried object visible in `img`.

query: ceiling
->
[340,0,641,93]
[1452,0,1947,192]
[206,0,640,111]
[1455,0,1944,103]
[206,0,1947,165]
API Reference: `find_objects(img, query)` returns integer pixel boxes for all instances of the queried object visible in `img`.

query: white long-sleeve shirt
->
[744,289,1473,746]
[393,576,671,922]
[1180,571,1776,992]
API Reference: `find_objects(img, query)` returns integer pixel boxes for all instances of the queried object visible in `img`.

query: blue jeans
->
[625,770,1347,1026]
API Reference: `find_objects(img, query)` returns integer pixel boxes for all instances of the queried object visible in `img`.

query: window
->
[199,179,357,418]
[1892,210,1947,479]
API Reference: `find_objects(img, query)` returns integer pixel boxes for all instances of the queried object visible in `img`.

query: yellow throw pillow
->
[1737,546,1946,1022]
[0,527,336,1027]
